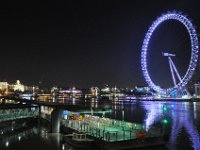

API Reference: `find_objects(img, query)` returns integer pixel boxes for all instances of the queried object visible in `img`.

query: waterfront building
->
[0,82,9,96]
[85,87,100,99]
[20,93,33,100]
[37,93,52,101]
[100,85,125,99]
[0,80,39,98]
[13,80,25,92]
[51,86,59,94]
[0,82,9,90]
[100,84,111,99]
[90,87,100,97]
[134,86,154,96]
[58,87,82,99]
[135,86,150,93]
[51,86,59,96]
[101,84,110,93]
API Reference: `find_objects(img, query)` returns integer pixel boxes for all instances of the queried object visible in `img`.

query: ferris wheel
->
[141,11,199,96]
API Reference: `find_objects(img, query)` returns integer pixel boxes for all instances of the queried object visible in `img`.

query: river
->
[0,99,200,150]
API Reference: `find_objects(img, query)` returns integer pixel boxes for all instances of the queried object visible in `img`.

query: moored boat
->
[63,132,94,149]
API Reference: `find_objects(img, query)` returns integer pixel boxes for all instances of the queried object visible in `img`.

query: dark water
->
[105,100,200,150]
[1,100,200,150]
[0,126,66,150]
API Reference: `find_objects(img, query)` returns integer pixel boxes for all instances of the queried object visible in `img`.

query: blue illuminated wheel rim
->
[141,11,199,95]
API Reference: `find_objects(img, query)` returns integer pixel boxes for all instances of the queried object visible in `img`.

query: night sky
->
[1,0,200,88]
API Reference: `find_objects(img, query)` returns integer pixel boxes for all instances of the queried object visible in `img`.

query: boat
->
[63,132,94,149]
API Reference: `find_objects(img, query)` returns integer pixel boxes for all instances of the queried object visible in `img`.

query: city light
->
[162,119,169,124]
[18,136,21,141]
[163,106,168,111]
[5,141,9,147]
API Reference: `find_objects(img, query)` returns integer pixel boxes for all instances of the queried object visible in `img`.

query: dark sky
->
[1,0,200,88]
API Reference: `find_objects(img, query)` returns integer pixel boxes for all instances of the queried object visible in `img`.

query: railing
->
[0,108,39,122]
[40,113,51,121]
[61,115,162,142]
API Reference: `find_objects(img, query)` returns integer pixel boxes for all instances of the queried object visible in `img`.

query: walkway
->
[61,114,162,142]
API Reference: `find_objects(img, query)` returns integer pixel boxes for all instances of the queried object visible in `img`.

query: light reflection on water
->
[57,99,200,149]
[77,100,200,150]
[0,126,68,150]
[0,100,200,150]
[59,99,200,150]
[109,101,200,150]
[141,101,200,150]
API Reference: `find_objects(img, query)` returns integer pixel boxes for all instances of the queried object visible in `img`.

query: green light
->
[162,119,168,124]
[163,106,168,111]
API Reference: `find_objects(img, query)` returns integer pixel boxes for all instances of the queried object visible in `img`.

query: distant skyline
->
[1,0,200,88]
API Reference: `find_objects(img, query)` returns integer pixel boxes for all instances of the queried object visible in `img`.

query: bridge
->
[0,104,38,123]
[0,96,111,133]
[1,96,91,110]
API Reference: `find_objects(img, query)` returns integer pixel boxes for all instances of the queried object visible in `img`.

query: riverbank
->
[118,98,200,102]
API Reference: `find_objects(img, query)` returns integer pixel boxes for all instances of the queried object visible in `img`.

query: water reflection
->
[143,101,164,130]
[142,101,200,150]
[169,102,200,150]
[0,127,64,150]
[1,99,199,150]
[60,100,200,149]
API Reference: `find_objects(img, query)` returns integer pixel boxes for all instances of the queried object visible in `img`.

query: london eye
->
[141,11,199,97]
